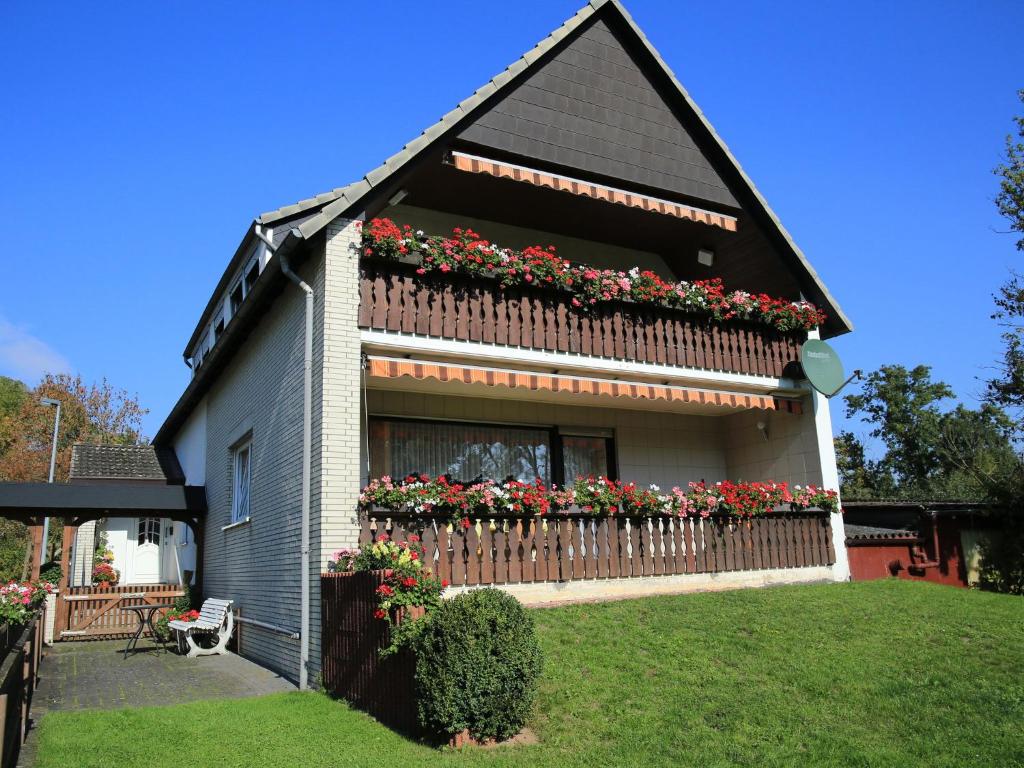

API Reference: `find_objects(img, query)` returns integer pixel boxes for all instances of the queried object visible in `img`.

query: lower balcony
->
[358,261,806,379]
[360,510,836,594]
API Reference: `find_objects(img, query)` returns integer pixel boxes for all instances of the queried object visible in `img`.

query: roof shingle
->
[70,444,184,484]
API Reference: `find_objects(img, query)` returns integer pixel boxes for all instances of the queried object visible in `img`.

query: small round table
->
[121,603,173,659]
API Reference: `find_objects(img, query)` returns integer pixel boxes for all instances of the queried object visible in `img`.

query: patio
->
[17,641,295,767]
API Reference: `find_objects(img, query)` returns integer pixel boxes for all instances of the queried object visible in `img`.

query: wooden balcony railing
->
[358,261,805,377]
[360,511,835,588]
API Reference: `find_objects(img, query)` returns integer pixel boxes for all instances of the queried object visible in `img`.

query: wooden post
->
[52,524,74,641]
[28,524,45,580]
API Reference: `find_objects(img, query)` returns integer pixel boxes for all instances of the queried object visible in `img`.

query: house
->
[67,445,197,588]
[844,500,992,587]
[139,0,850,687]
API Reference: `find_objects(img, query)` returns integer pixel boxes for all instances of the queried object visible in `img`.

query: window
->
[232,439,252,523]
[214,317,225,342]
[137,517,161,546]
[229,282,244,315]
[244,260,259,295]
[370,418,552,483]
[560,433,615,482]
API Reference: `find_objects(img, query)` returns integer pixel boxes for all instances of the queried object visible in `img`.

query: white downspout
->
[255,224,313,689]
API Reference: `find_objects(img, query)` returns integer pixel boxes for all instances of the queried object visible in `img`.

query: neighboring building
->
[68,444,197,587]
[844,500,992,588]
[151,0,854,685]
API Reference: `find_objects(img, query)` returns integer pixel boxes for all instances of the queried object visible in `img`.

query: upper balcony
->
[357,259,806,380]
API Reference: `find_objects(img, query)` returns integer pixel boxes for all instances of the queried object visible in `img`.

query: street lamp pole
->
[40,398,61,565]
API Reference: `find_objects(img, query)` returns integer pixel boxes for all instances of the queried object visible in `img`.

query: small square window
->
[232,440,252,524]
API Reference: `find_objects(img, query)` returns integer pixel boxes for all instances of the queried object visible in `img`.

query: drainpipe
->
[254,224,312,690]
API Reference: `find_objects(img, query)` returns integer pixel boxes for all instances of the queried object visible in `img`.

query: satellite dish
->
[800,339,861,398]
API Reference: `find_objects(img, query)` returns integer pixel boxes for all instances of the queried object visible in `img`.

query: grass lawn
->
[32,580,1024,768]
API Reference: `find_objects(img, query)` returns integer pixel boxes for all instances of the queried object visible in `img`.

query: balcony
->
[357,260,806,378]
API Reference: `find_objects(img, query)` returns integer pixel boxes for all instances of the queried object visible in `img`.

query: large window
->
[370,419,552,483]
[232,439,252,523]
[561,434,612,481]
[369,418,616,485]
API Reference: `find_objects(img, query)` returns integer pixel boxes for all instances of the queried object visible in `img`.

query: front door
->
[133,517,162,584]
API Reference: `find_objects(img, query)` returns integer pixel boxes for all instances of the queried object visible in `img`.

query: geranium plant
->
[91,562,119,586]
[358,474,839,520]
[361,217,827,332]
[167,609,200,623]
[0,581,55,626]
[332,533,447,656]
[791,484,840,514]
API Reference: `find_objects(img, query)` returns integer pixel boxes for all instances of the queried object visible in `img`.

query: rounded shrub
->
[413,588,542,742]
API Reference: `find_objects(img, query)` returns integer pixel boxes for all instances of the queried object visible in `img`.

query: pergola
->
[0,482,207,586]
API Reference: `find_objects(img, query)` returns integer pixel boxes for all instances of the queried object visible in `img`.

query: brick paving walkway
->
[18,640,295,766]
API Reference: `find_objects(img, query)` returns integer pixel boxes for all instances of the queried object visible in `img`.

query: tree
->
[840,366,1015,501]
[834,431,889,499]
[843,365,954,491]
[0,373,148,579]
[0,373,147,483]
[995,90,1024,252]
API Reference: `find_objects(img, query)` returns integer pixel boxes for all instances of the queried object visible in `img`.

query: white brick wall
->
[201,254,316,681]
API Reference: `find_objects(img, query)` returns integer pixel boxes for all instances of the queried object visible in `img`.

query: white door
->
[133,517,162,584]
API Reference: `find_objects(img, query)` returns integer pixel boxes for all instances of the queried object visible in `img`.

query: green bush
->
[154,585,195,641]
[39,561,62,584]
[412,588,542,742]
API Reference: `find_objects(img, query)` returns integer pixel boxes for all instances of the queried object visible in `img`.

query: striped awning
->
[367,357,801,414]
[449,151,739,232]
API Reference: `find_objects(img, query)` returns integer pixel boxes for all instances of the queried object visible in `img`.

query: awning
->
[367,356,801,414]
[448,151,739,232]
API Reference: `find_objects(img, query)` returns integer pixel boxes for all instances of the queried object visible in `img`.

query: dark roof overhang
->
[0,482,207,526]
[155,227,311,445]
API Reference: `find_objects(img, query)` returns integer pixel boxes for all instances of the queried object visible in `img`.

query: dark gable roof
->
[159,0,852,444]
[70,444,185,484]
[457,17,740,210]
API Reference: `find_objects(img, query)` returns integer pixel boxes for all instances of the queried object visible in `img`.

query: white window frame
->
[231,438,252,525]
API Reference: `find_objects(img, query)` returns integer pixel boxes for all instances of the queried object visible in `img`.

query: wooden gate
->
[56,584,185,640]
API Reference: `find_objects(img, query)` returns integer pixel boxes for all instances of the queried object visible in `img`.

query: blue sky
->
[1,1,1022,451]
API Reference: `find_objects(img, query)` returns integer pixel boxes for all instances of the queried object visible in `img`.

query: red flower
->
[373,608,387,620]
[402,576,417,588]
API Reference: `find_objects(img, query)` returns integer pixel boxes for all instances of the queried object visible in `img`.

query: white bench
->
[169,598,234,657]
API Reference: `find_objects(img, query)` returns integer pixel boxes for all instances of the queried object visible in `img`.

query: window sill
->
[221,517,251,532]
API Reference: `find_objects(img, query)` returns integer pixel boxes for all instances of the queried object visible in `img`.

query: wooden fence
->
[362,511,835,587]
[0,612,44,768]
[358,261,805,378]
[320,571,417,732]
[56,584,185,641]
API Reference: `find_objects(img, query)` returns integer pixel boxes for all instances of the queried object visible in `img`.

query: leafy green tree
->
[995,90,1024,252]
[841,366,1015,501]
[0,373,147,579]
[834,431,889,499]
[843,365,954,491]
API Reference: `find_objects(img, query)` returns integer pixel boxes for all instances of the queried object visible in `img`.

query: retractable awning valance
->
[448,151,739,232]
[366,356,801,414]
